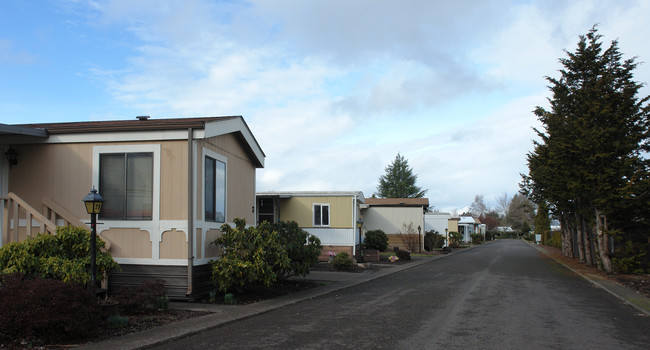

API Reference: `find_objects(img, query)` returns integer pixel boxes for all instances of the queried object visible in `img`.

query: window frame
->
[313,203,330,227]
[202,148,227,223]
[92,144,161,223]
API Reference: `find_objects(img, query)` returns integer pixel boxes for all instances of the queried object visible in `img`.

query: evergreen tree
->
[522,26,650,273]
[375,153,427,198]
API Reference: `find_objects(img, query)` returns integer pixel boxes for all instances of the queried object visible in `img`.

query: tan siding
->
[199,134,256,224]
[10,143,93,221]
[159,229,188,259]
[101,228,152,258]
[279,196,353,228]
[204,228,222,258]
[386,233,421,251]
[160,141,188,220]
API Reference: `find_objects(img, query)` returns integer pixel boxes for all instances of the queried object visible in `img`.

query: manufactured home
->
[256,191,365,260]
[362,198,429,251]
[0,116,264,300]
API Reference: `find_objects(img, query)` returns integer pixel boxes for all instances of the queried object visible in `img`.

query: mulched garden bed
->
[536,244,650,298]
[199,280,323,305]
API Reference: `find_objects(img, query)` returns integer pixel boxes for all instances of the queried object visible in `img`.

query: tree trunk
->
[561,215,574,258]
[582,215,594,266]
[595,210,614,274]
[575,214,585,263]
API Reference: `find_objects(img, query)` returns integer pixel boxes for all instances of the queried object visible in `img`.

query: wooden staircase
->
[0,192,86,246]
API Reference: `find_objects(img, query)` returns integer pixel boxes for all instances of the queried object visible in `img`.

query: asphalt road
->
[154,240,650,349]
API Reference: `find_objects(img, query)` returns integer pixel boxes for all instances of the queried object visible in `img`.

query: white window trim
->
[313,203,330,227]
[202,148,227,223]
[92,144,161,224]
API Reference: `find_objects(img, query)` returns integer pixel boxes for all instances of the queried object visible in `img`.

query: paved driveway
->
[154,240,650,349]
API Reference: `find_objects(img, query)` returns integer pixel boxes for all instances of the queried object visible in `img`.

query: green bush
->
[0,226,119,283]
[470,233,483,245]
[424,230,444,250]
[396,249,411,260]
[613,240,649,274]
[0,273,100,346]
[331,252,355,271]
[363,229,389,251]
[549,231,562,249]
[448,231,462,247]
[114,279,168,314]
[270,221,322,280]
[211,219,290,293]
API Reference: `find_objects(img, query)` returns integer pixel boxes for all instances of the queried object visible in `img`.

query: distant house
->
[424,212,452,246]
[1,116,264,300]
[256,191,364,260]
[362,198,429,251]
[458,215,485,243]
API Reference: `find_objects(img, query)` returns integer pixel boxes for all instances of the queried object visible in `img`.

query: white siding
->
[364,207,424,234]
[424,213,451,234]
[304,227,355,246]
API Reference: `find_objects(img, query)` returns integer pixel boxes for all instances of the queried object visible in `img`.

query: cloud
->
[69,0,650,212]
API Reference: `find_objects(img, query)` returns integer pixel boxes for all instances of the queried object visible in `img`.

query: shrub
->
[0,273,100,345]
[363,229,389,251]
[396,249,411,260]
[424,230,444,251]
[613,240,649,274]
[549,231,562,249]
[107,315,130,329]
[211,219,289,293]
[0,225,119,284]
[399,223,420,251]
[470,233,483,245]
[270,221,322,280]
[448,231,462,247]
[331,252,355,271]
[113,279,167,314]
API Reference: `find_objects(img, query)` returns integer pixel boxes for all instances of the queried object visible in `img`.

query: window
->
[99,152,153,220]
[205,155,226,222]
[313,204,330,226]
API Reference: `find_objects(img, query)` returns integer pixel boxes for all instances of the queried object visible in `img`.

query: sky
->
[1,0,649,212]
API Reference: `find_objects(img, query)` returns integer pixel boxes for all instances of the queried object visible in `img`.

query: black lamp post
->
[445,228,449,248]
[418,225,422,253]
[83,187,104,287]
[356,218,364,261]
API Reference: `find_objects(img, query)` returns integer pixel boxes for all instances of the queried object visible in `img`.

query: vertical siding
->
[279,196,353,228]
[10,143,93,220]
[204,228,222,258]
[199,134,256,224]
[364,207,423,234]
[159,229,188,259]
[160,141,188,220]
[101,228,152,258]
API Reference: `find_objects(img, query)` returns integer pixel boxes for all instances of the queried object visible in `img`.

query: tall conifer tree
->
[522,27,649,273]
[376,153,427,198]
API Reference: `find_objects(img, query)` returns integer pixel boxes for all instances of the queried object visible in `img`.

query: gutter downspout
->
[353,194,358,259]
[186,128,194,297]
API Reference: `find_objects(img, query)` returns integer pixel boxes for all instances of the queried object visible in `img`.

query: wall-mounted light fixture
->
[5,148,17,168]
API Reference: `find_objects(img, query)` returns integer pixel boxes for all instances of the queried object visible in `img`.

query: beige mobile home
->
[0,116,264,300]
[362,198,429,252]
[256,191,364,260]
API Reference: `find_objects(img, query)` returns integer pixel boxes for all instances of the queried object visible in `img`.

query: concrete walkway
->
[76,242,650,349]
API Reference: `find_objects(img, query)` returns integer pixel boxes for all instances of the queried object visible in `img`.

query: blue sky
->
[2,0,649,212]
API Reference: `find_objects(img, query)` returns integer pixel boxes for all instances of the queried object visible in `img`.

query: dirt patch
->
[535,244,650,298]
